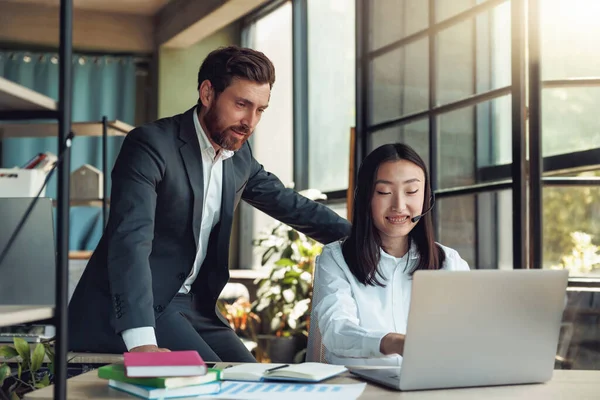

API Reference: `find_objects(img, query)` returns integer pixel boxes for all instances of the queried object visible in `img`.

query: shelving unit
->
[0,1,72,398]
[0,306,54,328]
[1,117,132,228]
[68,250,93,260]
[0,119,131,138]
[0,76,58,112]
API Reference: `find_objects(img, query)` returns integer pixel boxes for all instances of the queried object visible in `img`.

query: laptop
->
[349,269,569,391]
[0,197,56,306]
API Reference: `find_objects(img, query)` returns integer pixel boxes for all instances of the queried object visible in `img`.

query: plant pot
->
[256,335,306,364]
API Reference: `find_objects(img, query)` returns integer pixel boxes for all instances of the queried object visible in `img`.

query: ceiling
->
[0,0,171,15]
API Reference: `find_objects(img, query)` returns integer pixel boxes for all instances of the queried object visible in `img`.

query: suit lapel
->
[217,157,235,265]
[178,107,204,247]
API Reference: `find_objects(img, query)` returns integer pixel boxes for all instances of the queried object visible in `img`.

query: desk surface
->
[24,366,600,400]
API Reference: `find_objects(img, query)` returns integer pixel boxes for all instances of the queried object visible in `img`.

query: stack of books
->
[98,351,221,399]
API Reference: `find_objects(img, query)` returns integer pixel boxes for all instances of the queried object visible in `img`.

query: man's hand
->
[129,345,171,353]
[380,333,406,356]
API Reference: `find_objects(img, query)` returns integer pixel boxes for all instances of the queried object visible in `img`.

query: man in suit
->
[67,46,351,362]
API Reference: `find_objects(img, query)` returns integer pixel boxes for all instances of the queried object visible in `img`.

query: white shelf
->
[0,77,57,111]
[51,199,110,207]
[0,120,134,138]
[0,306,54,328]
[69,250,93,260]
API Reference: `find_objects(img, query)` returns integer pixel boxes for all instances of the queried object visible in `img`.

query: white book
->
[221,362,347,383]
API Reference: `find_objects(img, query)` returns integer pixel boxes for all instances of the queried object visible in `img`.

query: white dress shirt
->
[312,240,470,366]
[121,108,234,350]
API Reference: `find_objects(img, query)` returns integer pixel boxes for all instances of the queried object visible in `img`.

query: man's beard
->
[203,105,250,151]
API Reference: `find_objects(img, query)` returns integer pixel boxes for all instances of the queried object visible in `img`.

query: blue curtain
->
[0,51,137,250]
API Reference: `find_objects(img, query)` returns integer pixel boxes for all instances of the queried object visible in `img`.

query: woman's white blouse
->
[312,240,470,366]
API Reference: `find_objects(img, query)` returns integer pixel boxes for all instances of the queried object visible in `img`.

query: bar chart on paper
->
[202,381,367,399]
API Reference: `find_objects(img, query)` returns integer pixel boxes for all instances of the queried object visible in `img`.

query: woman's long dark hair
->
[342,143,446,286]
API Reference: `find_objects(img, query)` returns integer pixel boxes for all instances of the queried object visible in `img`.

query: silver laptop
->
[349,269,569,391]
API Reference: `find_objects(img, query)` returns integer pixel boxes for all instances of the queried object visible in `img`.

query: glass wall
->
[357,0,600,369]
[307,0,355,193]
[361,0,514,270]
[239,2,294,269]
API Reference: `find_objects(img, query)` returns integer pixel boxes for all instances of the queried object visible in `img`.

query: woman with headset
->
[312,143,470,366]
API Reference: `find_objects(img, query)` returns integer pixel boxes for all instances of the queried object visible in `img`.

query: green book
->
[98,364,219,389]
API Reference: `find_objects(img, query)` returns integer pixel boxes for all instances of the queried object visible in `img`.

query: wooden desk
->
[24,366,600,399]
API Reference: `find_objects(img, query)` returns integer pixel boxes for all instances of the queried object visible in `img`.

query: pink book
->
[123,350,207,378]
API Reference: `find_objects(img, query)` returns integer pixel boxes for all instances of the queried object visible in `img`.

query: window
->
[307,0,356,192]
[360,0,513,270]
[539,0,600,278]
[239,2,293,269]
[357,0,600,370]
[368,119,429,167]
[369,38,429,125]
[370,0,428,50]
[543,171,600,276]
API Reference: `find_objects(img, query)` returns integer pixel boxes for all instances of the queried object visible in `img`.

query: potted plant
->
[251,189,326,362]
[217,297,261,342]
[0,338,54,400]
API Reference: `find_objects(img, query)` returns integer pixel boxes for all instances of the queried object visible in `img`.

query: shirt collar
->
[379,240,419,263]
[193,107,234,161]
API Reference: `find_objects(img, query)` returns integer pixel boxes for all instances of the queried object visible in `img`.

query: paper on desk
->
[198,381,366,399]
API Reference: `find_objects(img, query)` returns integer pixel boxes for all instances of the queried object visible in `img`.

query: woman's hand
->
[380,333,406,356]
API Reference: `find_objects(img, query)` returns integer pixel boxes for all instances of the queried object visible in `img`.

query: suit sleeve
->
[241,145,351,244]
[105,128,165,334]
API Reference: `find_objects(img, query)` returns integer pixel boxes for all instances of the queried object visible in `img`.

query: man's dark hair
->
[197,46,276,98]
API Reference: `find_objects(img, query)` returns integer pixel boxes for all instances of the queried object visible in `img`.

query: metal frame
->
[55,1,72,398]
[241,0,289,26]
[292,0,309,190]
[102,116,108,227]
[354,0,369,182]
[241,0,309,191]
[511,0,527,270]
[354,0,600,282]
[0,2,71,399]
[428,0,439,233]
[528,0,543,269]
[355,0,527,269]
[366,0,508,61]
[478,148,600,181]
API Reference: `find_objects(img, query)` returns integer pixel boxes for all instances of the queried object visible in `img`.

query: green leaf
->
[0,363,11,386]
[283,277,298,285]
[11,392,20,400]
[275,258,296,267]
[13,337,30,367]
[35,374,51,389]
[17,363,22,379]
[45,346,55,375]
[0,345,18,359]
[30,343,45,372]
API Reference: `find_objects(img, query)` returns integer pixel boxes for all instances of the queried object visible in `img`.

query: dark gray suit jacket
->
[68,107,351,352]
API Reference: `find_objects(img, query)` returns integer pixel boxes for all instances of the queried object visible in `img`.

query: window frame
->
[355,0,600,286]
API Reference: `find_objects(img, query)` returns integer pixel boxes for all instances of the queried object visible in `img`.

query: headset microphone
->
[411,193,436,223]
